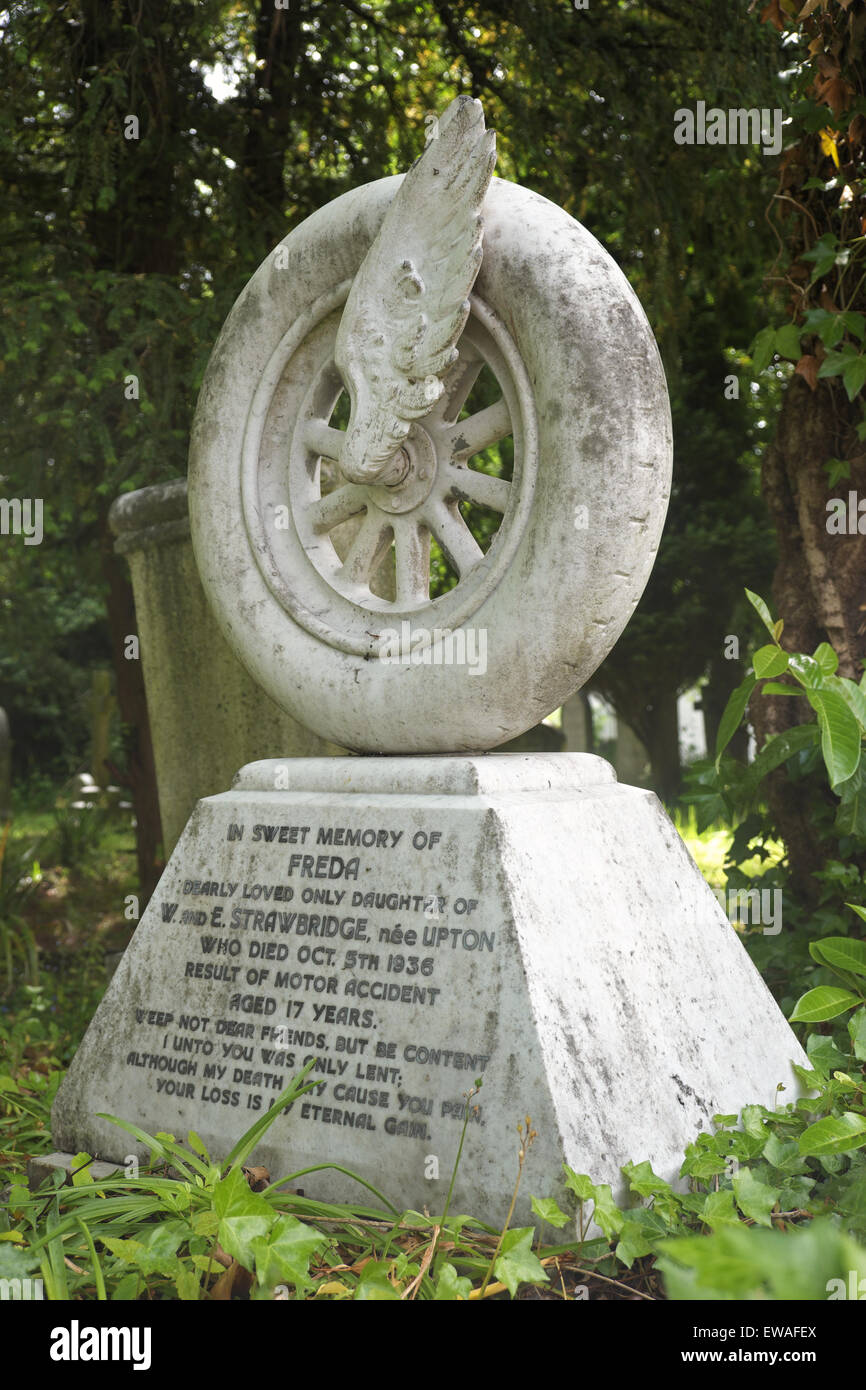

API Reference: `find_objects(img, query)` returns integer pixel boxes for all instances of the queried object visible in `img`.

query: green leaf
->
[530,1195,569,1228]
[751,326,777,373]
[805,688,862,787]
[621,1159,674,1201]
[70,1153,94,1187]
[700,1188,740,1229]
[615,1208,671,1267]
[589,1184,625,1241]
[805,1030,849,1076]
[745,588,776,638]
[824,457,851,488]
[494,1228,548,1297]
[562,1167,595,1202]
[753,644,789,678]
[789,985,861,1022]
[809,935,866,980]
[759,681,800,695]
[774,323,802,361]
[835,762,866,837]
[762,1132,808,1175]
[732,1168,780,1227]
[801,232,840,280]
[812,642,840,676]
[354,1260,401,1300]
[433,1262,473,1300]
[212,1167,275,1271]
[844,355,866,402]
[250,1214,326,1291]
[819,346,860,379]
[798,1112,866,1157]
[715,673,757,766]
[746,724,819,788]
[848,1008,866,1060]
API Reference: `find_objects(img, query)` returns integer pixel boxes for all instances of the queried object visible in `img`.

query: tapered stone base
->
[51,754,807,1226]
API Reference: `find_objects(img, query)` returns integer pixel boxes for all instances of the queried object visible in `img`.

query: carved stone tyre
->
[188,176,672,753]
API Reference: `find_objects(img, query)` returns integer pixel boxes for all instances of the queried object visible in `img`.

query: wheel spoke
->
[435,348,485,423]
[307,484,368,534]
[393,518,431,605]
[444,465,511,514]
[447,398,512,461]
[426,501,484,578]
[303,418,346,462]
[341,513,393,587]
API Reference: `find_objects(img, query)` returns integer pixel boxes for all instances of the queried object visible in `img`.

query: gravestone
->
[47,97,807,1227]
[109,480,343,854]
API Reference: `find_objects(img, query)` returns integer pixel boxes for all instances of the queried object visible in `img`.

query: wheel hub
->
[365,426,438,514]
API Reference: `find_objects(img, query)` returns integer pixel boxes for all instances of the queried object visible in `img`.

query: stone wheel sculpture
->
[189,98,672,754]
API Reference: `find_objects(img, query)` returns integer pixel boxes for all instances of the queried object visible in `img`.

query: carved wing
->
[335,96,496,484]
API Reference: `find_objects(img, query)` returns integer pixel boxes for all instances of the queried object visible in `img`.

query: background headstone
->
[109,480,343,855]
[561,691,592,753]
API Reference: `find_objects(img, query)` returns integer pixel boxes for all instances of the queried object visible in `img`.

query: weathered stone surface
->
[52,754,806,1226]
[188,107,672,754]
[109,481,342,854]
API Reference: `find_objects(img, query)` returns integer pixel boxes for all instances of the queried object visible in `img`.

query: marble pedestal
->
[48,754,806,1226]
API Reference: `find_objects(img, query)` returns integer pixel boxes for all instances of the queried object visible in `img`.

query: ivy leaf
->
[433,1262,472,1300]
[789,985,861,1022]
[824,457,851,488]
[751,325,777,372]
[587,1183,625,1241]
[762,1132,808,1175]
[700,1188,740,1229]
[250,1214,326,1291]
[732,1168,781,1227]
[212,1166,275,1271]
[494,1228,548,1297]
[843,310,866,341]
[530,1195,569,1228]
[615,1208,671,1267]
[354,1260,401,1300]
[818,345,860,378]
[562,1167,595,1202]
[775,323,802,361]
[802,231,842,281]
[799,1112,866,1157]
[844,356,866,402]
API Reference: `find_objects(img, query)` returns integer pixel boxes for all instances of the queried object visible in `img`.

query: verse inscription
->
[124,817,494,1142]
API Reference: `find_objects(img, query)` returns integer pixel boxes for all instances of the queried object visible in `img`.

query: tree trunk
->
[641,693,681,803]
[754,373,866,902]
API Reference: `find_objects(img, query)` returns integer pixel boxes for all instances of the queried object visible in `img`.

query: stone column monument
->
[48,98,806,1225]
